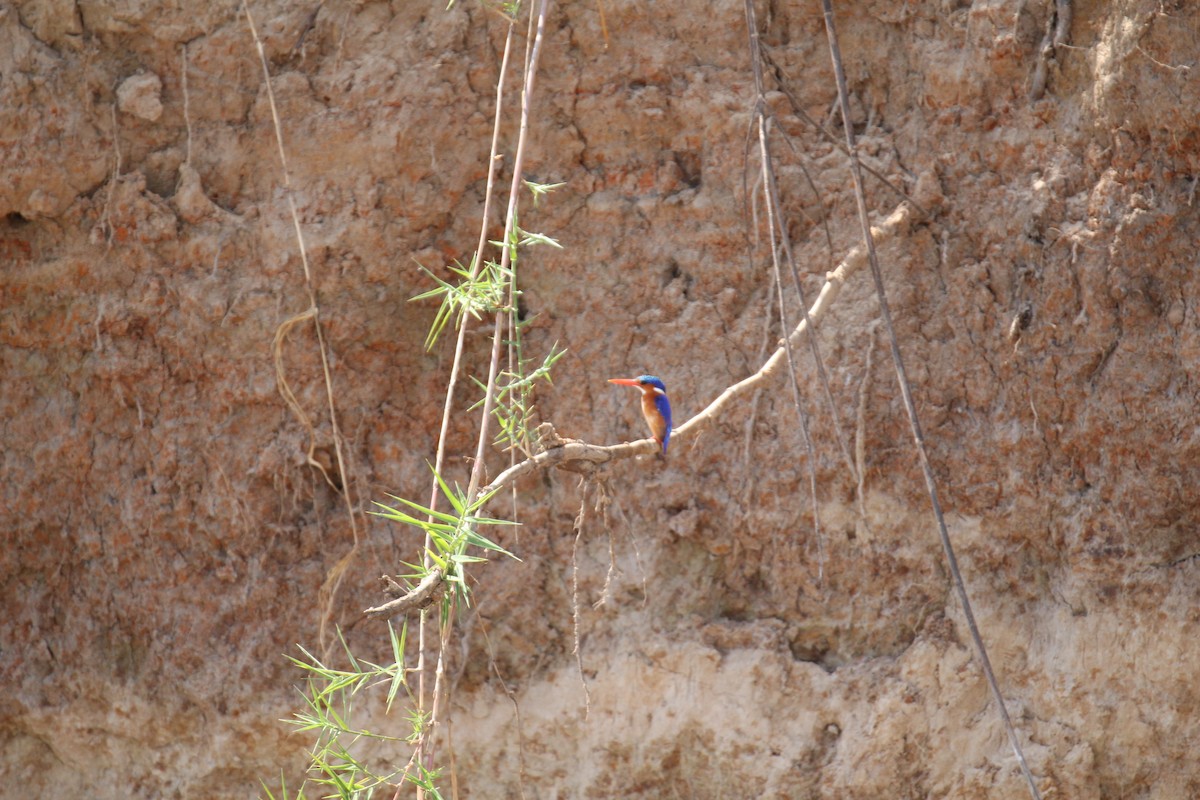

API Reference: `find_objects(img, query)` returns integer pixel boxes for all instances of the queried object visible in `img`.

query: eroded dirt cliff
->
[4,0,1200,797]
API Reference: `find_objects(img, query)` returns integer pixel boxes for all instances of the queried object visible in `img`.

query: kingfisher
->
[608,375,672,454]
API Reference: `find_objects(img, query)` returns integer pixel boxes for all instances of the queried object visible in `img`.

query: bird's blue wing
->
[654,393,672,453]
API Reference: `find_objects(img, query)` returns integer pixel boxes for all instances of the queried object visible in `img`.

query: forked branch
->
[364,199,920,619]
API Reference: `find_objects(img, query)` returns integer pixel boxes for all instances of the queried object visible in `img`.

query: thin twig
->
[599,478,647,604]
[593,481,619,609]
[759,47,928,219]
[740,279,773,502]
[756,121,858,484]
[673,202,914,443]
[365,201,917,620]
[772,123,838,266]
[747,0,866,582]
[752,110,825,579]
[466,0,551,503]
[181,42,193,166]
[1030,0,1072,100]
[477,616,530,800]
[244,1,360,657]
[853,320,879,538]
[571,477,593,714]
[819,3,1043,798]
[99,103,121,248]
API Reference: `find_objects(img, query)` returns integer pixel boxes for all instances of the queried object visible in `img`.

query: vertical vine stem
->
[818,3,1043,798]
[467,0,550,502]
[414,0,552,789]
[753,89,825,580]
[243,1,360,655]
[414,11,516,760]
[745,0,866,584]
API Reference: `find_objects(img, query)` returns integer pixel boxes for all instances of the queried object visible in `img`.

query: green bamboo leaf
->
[385,622,407,713]
[523,178,567,207]
[518,229,563,249]
[370,502,458,535]
[258,771,289,800]
[427,465,466,516]
[284,712,323,733]
[466,374,489,412]
[427,528,453,554]
[293,644,326,671]
[396,561,426,581]
[382,494,461,526]
[463,528,518,559]
[314,760,354,793]
[335,627,359,673]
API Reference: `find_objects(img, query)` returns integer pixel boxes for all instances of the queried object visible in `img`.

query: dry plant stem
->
[472,203,912,491]
[503,0,546,521]
[742,288,772,477]
[819,3,1043,798]
[746,0,860,581]
[478,617,530,799]
[272,311,341,491]
[429,24,516,520]
[415,16,516,748]
[181,43,192,165]
[571,479,593,714]
[427,601,458,780]
[854,320,879,535]
[754,108,825,578]
[417,0,552,785]
[100,104,121,247]
[674,201,912,443]
[758,48,927,220]
[1030,0,1072,100]
[244,2,360,655]
[364,201,915,620]
[745,0,875,484]
[595,497,619,608]
[383,209,903,607]
[467,0,550,502]
[744,7,812,466]
[770,127,836,261]
[759,132,857,481]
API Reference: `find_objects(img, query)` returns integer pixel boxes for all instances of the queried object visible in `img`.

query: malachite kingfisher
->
[608,375,672,454]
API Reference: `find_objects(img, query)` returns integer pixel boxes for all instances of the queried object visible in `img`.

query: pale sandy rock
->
[116,71,163,121]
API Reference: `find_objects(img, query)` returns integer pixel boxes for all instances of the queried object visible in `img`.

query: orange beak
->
[608,378,641,387]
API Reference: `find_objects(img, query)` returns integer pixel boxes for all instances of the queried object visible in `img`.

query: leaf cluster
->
[472,340,566,451]
[411,255,513,352]
[262,626,410,800]
[372,467,520,606]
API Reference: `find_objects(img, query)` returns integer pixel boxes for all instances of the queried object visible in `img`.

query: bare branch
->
[363,199,920,622]
[674,201,915,442]
[364,569,447,620]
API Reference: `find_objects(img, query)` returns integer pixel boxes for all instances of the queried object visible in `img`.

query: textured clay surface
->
[4,1,1200,798]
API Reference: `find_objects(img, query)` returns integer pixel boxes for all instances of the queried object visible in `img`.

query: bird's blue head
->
[635,375,667,393]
